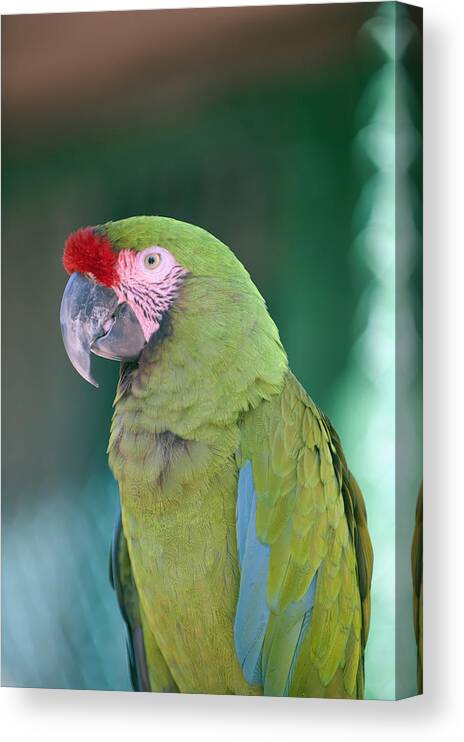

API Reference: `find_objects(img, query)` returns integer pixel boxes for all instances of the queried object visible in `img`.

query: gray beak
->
[60,272,146,387]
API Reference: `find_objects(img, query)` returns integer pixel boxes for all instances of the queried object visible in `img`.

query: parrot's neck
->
[108,276,288,488]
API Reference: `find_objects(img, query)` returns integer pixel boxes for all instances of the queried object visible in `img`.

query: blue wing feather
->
[234,461,270,685]
[235,460,317,695]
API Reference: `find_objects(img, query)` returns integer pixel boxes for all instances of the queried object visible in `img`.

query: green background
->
[1,2,422,699]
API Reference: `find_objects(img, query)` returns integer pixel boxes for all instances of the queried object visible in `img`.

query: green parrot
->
[60,216,373,698]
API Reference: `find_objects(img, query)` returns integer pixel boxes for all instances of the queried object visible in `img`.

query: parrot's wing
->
[235,372,373,698]
[411,482,423,693]
[109,507,151,691]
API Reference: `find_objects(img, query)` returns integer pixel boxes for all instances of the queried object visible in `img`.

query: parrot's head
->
[60,216,277,388]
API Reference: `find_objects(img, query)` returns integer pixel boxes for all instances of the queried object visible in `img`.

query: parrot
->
[411,482,423,694]
[60,215,373,698]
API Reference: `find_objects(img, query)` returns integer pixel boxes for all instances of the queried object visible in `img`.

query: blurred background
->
[1,2,422,698]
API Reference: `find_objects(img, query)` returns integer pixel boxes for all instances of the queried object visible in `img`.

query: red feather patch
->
[63,227,119,287]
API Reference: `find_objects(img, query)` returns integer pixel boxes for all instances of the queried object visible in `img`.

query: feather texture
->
[237,372,373,698]
[110,508,178,693]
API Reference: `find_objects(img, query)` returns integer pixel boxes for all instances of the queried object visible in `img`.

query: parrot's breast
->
[108,399,259,695]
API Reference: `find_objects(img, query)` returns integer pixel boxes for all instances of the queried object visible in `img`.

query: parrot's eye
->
[143,253,161,270]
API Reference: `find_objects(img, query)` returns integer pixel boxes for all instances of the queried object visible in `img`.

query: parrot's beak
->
[60,272,146,387]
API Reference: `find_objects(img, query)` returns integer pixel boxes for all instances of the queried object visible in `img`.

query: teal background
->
[1,2,422,698]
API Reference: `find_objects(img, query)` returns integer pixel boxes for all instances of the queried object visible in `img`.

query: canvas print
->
[1,2,423,700]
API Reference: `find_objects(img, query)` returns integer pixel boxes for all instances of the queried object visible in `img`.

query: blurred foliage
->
[2,478,130,690]
[2,2,421,697]
[332,2,422,699]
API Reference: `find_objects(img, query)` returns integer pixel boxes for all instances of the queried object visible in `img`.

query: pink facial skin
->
[114,246,187,341]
